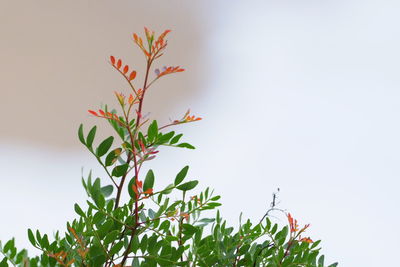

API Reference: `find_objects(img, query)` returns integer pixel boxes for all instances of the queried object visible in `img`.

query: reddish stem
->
[119,58,152,267]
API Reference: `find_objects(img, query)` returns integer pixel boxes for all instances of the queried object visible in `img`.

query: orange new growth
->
[299,237,313,243]
[287,213,299,233]
[133,28,171,61]
[109,56,137,82]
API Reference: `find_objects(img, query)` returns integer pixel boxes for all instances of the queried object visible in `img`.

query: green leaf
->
[92,178,101,193]
[4,239,14,253]
[266,218,271,230]
[318,255,325,266]
[158,131,175,144]
[86,126,97,148]
[154,257,173,265]
[147,120,158,142]
[96,136,114,157]
[161,184,174,194]
[97,220,114,238]
[109,241,124,255]
[0,257,8,267]
[106,199,114,212]
[147,235,158,254]
[112,164,129,177]
[177,142,195,149]
[93,191,105,209]
[159,220,171,232]
[164,236,179,242]
[105,148,122,166]
[74,204,85,217]
[207,202,222,208]
[132,258,140,267]
[140,235,148,254]
[87,200,98,211]
[16,249,27,264]
[131,236,140,254]
[89,245,106,266]
[174,166,189,185]
[78,124,85,145]
[27,229,36,247]
[275,226,288,245]
[41,234,49,249]
[143,169,155,192]
[196,218,215,227]
[182,224,198,236]
[127,177,137,199]
[170,134,183,145]
[148,209,156,219]
[271,224,278,235]
[100,185,113,197]
[103,229,118,244]
[177,180,198,191]
[92,211,105,225]
[311,240,321,249]
[35,230,41,245]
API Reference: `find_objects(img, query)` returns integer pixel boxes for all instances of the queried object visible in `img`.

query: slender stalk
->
[119,57,152,267]
[178,191,186,262]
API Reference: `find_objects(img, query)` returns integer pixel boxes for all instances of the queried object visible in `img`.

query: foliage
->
[0,28,337,267]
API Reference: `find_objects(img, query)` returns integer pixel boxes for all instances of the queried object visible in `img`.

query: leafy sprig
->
[0,28,337,267]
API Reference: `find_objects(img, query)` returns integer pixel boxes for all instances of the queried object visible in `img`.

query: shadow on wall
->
[0,0,213,149]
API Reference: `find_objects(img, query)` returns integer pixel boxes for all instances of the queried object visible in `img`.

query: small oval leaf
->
[78,124,85,145]
[177,180,198,191]
[86,126,97,148]
[143,169,155,192]
[96,136,114,157]
[27,229,36,246]
[100,185,113,197]
[169,133,183,145]
[111,164,129,177]
[177,143,195,149]
[147,120,158,142]
[174,166,189,185]
[74,204,85,217]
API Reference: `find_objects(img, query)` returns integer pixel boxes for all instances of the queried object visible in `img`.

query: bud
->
[114,91,125,106]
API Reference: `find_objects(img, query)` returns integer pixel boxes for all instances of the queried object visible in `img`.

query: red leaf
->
[88,110,98,116]
[117,59,122,69]
[143,188,153,195]
[138,140,146,152]
[159,30,171,40]
[110,56,115,65]
[129,71,137,81]
[128,94,134,105]
[123,65,129,74]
